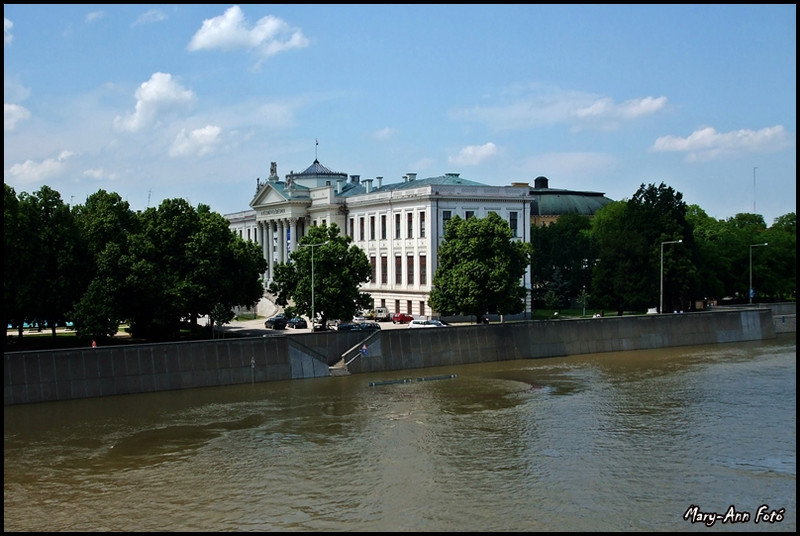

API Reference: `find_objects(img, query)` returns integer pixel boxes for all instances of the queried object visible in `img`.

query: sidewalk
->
[214,297,281,336]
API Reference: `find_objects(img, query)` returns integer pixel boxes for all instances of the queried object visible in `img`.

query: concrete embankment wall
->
[3,307,789,406]
[346,308,782,374]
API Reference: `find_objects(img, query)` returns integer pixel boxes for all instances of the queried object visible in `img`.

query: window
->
[381,256,388,284]
[443,210,452,229]
[407,255,414,285]
[419,212,426,238]
[509,212,518,237]
[381,215,387,239]
[465,210,475,219]
[349,217,354,236]
[370,216,375,240]
[407,213,413,238]
[406,300,412,314]
[395,299,400,314]
[419,255,427,285]
[370,256,376,282]
[359,217,365,241]
[395,214,401,239]
[419,300,425,316]
[395,255,402,284]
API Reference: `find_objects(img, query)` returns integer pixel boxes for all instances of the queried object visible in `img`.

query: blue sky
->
[4,4,796,225]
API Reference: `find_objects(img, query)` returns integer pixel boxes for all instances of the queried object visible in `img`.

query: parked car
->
[287,317,308,329]
[373,307,391,322]
[409,319,449,328]
[391,313,414,324]
[337,322,381,332]
[264,314,288,330]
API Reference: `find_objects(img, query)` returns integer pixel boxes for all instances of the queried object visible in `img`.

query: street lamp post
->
[581,285,586,317]
[660,239,683,314]
[299,241,329,330]
[749,242,768,304]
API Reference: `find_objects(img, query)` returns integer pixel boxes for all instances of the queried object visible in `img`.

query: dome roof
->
[296,159,346,177]
[529,176,613,216]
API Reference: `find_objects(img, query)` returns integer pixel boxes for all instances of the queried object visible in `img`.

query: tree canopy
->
[267,224,372,329]
[429,212,533,323]
[4,187,267,343]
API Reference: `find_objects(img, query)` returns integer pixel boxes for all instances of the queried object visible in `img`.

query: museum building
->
[226,159,613,319]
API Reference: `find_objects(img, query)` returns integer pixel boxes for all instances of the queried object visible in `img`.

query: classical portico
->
[250,160,349,282]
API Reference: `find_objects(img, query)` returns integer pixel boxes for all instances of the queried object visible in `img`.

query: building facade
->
[227,159,613,319]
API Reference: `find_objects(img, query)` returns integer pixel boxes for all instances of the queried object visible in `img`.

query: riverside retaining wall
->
[4,307,790,406]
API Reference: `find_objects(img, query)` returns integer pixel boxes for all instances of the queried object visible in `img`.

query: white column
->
[289,218,298,256]
[266,221,274,280]
[258,221,268,281]
[278,220,286,263]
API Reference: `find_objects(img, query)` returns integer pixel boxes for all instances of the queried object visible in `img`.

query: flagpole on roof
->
[315,138,318,160]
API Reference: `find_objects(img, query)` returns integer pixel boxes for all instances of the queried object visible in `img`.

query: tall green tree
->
[591,183,696,314]
[268,224,372,330]
[4,184,36,339]
[529,212,595,309]
[429,212,533,323]
[185,206,267,333]
[70,190,139,340]
[685,204,728,304]
[752,212,795,302]
[17,186,83,336]
[119,199,199,338]
[121,199,268,339]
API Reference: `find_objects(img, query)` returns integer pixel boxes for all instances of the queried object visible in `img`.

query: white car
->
[409,319,449,328]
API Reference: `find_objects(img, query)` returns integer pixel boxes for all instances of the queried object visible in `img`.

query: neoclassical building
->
[227,159,613,319]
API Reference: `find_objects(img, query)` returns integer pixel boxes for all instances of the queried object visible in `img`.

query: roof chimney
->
[337,179,343,194]
[376,176,383,188]
[407,172,417,181]
[364,178,373,193]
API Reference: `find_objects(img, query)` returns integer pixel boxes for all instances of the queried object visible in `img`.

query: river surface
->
[4,334,796,532]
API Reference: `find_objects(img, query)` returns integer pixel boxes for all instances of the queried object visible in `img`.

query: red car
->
[391,313,414,324]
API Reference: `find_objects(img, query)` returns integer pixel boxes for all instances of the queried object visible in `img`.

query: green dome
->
[530,176,613,217]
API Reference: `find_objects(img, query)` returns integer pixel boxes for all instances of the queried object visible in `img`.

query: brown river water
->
[4,334,796,532]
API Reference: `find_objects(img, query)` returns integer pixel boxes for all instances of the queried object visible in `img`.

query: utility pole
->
[753,167,757,213]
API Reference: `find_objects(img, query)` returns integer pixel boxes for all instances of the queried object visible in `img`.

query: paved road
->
[212,297,428,337]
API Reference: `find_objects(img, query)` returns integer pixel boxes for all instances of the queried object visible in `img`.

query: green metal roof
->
[529,176,614,216]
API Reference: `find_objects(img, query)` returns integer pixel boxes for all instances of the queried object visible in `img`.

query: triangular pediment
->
[251,183,288,209]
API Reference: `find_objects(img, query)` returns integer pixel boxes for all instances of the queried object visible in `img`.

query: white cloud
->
[652,125,794,162]
[83,168,119,181]
[133,9,167,27]
[187,6,308,66]
[371,127,397,141]
[170,125,223,157]
[4,17,12,45]
[4,77,31,103]
[114,72,195,132]
[85,11,104,23]
[452,87,668,131]
[448,142,498,166]
[5,151,74,184]
[4,103,30,131]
